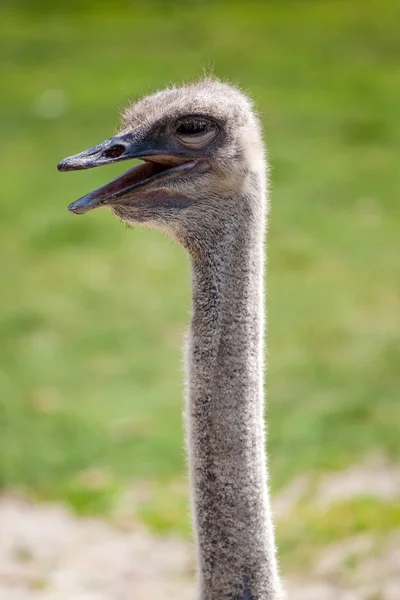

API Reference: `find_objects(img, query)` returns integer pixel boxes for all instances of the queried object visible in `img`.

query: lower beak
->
[68,160,197,215]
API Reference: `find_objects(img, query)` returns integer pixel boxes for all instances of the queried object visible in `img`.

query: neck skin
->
[184,183,283,600]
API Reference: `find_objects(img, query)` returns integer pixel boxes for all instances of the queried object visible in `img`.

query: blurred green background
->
[0,0,399,563]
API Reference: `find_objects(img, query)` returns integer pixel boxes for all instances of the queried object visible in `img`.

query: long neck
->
[185,187,283,600]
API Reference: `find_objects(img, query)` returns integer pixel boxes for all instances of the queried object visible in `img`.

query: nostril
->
[103,144,125,159]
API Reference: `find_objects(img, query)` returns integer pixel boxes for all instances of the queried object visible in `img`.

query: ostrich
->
[58,80,284,600]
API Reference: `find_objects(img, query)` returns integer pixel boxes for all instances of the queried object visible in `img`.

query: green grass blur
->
[0,0,399,537]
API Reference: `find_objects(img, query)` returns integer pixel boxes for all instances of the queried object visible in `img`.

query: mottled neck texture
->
[185,188,283,600]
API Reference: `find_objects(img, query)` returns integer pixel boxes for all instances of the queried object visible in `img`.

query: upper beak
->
[57,132,155,172]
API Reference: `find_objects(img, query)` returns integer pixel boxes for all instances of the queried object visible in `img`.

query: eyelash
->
[176,120,209,135]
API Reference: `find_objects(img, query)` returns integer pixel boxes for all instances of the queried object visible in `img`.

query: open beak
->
[58,133,199,215]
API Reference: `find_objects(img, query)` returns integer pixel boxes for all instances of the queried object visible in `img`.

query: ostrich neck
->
[185,193,282,600]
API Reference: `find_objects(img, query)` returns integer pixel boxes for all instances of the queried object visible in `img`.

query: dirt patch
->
[0,497,193,600]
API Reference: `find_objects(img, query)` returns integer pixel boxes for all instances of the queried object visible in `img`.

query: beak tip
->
[67,200,83,214]
[67,197,96,215]
[58,159,72,172]
[58,156,87,172]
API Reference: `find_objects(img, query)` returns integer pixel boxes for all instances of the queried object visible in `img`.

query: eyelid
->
[177,129,216,146]
[175,118,218,146]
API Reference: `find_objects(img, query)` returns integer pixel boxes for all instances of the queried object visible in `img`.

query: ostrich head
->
[58,80,265,246]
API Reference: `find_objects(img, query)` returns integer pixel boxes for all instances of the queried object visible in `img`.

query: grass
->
[0,0,399,549]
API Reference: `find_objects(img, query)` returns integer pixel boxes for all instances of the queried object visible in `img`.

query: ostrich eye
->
[176,118,217,146]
